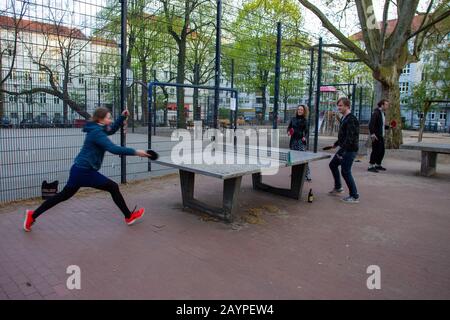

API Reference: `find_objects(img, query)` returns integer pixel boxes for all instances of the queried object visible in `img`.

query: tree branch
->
[297,0,372,68]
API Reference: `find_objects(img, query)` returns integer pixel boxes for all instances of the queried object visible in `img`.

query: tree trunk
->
[373,69,403,149]
[0,55,4,118]
[418,101,431,142]
[141,63,148,124]
[283,96,288,123]
[0,91,4,119]
[193,64,200,121]
[163,91,169,126]
[176,39,187,129]
[261,85,267,125]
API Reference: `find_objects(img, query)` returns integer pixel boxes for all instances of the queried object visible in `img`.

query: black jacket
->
[333,113,359,152]
[369,108,389,138]
[287,116,308,148]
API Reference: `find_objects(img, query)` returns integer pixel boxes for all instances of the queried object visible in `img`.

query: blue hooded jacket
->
[74,115,136,171]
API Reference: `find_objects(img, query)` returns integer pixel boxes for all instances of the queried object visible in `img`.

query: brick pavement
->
[0,154,449,299]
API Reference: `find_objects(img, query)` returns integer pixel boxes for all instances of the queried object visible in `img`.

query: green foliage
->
[408,41,450,113]
[223,0,305,94]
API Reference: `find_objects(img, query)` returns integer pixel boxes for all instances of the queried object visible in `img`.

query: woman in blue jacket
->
[24,107,151,232]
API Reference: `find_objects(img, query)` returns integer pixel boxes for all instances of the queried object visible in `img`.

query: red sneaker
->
[125,208,145,226]
[23,210,35,232]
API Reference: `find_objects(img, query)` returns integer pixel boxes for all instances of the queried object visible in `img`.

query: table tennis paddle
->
[322,146,334,151]
[146,149,159,160]
[390,120,397,129]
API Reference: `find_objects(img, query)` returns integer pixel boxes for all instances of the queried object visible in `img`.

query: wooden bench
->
[400,143,450,176]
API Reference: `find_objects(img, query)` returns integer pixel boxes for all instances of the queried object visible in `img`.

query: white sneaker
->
[328,188,344,196]
[342,196,360,203]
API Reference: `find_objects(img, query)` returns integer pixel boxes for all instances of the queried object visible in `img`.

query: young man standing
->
[328,97,360,203]
[368,99,390,172]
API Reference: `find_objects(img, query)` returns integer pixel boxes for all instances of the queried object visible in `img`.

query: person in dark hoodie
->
[287,104,311,181]
[328,97,360,203]
[23,107,150,232]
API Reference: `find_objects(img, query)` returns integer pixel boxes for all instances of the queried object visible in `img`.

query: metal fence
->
[1,0,377,203]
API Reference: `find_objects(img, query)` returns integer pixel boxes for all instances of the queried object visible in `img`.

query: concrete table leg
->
[179,169,242,223]
[223,176,242,222]
[179,169,195,205]
[421,151,437,177]
[252,163,306,200]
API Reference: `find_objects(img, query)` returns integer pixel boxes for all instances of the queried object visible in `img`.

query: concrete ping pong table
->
[154,144,331,222]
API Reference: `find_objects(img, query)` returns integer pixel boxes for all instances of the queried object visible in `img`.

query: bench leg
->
[421,151,437,177]
[252,164,306,200]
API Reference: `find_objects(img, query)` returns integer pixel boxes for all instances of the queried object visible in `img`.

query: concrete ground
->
[0,138,449,300]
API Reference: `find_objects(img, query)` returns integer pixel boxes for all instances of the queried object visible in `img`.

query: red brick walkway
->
[1,156,450,299]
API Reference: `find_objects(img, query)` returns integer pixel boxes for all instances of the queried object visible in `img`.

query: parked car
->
[20,118,34,128]
[1,116,12,128]
[53,115,64,128]
[34,115,53,128]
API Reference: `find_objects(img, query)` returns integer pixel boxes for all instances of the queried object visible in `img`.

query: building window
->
[54,97,60,104]
[399,82,409,94]
[40,93,46,104]
[101,84,109,94]
[430,112,435,120]
[439,110,446,120]
[401,64,411,75]
[79,74,85,85]
[8,95,18,102]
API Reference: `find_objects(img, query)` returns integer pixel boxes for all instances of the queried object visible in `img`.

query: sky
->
[1,0,435,39]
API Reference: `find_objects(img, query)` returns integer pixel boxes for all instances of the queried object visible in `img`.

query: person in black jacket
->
[328,97,360,203]
[368,99,390,172]
[287,105,311,181]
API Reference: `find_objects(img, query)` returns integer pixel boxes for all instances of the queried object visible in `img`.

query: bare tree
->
[0,0,29,118]
[185,6,215,121]
[160,0,211,128]
[1,5,91,121]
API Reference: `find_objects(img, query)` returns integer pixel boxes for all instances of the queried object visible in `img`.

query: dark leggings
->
[33,168,131,219]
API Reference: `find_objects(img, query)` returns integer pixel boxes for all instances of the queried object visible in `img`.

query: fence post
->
[148,83,152,172]
[153,70,157,135]
[358,86,363,122]
[351,83,356,115]
[307,48,314,150]
[213,0,222,130]
[97,78,101,108]
[229,59,234,128]
[313,38,323,153]
[273,22,282,130]
[120,0,127,184]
